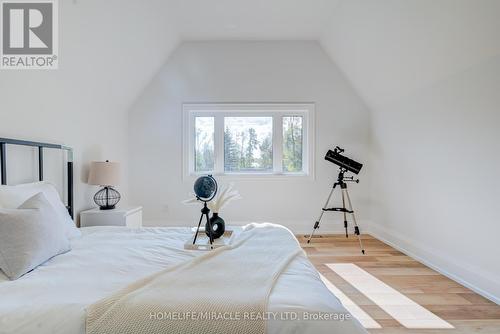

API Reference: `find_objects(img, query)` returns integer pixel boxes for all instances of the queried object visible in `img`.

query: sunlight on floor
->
[326,263,454,329]
[320,273,382,329]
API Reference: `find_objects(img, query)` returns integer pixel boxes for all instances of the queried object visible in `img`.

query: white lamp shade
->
[88,161,120,186]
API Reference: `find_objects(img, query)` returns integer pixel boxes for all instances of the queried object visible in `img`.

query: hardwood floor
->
[298,234,500,333]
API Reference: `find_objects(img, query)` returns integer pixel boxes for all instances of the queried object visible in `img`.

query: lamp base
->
[99,205,116,210]
[93,186,121,211]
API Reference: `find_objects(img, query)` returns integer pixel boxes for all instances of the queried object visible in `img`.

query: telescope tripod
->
[307,169,365,254]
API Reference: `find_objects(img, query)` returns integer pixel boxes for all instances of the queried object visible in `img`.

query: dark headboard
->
[0,138,74,219]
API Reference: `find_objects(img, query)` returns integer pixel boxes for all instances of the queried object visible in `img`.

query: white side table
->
[80,206,143,228]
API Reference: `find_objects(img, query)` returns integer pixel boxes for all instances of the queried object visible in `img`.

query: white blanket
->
[87,223,302,334]
[0,225,366,334]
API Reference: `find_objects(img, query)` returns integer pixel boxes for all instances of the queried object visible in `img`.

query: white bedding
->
[0,226,366,334]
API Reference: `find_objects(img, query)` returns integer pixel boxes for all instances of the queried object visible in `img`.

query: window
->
[184,104,314,178]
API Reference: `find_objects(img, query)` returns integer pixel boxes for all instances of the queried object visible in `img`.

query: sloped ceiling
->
[0,0,342,120]
[1,0,179,121]
[4,0,498,120]
[59,0,179,115]
[320,0,500,110]
[127,0,500,115]
[168,0,340,40]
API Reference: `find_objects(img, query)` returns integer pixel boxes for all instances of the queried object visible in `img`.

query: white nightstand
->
[80,206,143,228]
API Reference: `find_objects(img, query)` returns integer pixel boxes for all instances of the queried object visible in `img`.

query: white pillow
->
[0,193,71,280]
[0,181,81,239]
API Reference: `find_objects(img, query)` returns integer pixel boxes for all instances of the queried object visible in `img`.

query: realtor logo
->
[1,0,58,69]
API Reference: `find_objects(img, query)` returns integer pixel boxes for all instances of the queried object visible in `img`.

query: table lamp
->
[88,160,121,210]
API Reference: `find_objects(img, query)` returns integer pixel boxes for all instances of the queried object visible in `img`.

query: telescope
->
[308,146,366,254]
[325,146,363,175]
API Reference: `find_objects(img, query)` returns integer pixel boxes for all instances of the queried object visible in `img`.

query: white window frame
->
[183,103,315,179]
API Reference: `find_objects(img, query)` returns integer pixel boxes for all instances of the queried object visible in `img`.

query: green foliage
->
[224,126,240,172]
[224,127,272,172]
[244,128,258,167]
[282,117,303,172]
[259,135,272,168]
[195,127,214,172]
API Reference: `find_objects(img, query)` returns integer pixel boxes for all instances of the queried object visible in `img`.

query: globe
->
[193,175,217,201]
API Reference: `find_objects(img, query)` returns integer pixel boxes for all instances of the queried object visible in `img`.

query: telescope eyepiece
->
[334,146,345,154]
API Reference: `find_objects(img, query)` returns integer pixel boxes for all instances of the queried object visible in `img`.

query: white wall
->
[128,41,371,233]
[0,0,178,218]
[321,0,500,302]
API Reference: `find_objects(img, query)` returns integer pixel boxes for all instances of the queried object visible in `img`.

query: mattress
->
[0,226,366,334]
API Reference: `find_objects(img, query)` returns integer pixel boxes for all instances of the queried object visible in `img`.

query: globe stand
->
[192,201,214,248]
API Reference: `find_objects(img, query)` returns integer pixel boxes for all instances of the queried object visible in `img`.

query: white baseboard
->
[143,219,371,235]
[366,222,500,305]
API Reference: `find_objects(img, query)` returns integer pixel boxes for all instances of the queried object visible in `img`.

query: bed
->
[0,226,365,334]
[0,138,366,334]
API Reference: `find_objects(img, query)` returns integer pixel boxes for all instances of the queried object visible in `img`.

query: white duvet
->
[0,226,366,334]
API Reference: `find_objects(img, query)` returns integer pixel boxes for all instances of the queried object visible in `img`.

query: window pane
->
[224,117,273,172]
[282,116,303,172]
[195,117,214,172]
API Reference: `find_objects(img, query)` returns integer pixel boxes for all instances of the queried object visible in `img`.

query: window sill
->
[185,172,314,181]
